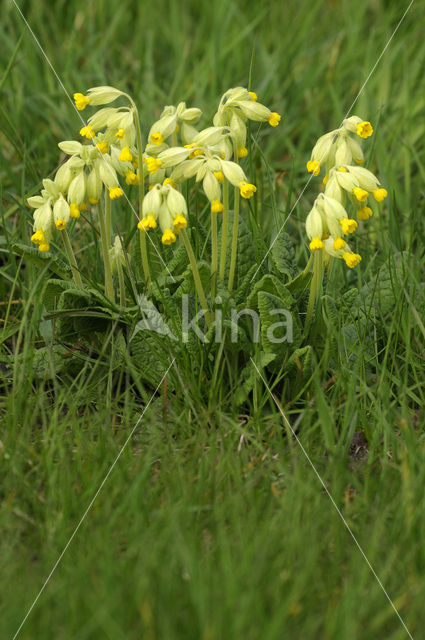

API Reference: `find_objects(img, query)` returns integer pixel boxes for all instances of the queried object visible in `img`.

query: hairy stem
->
[182,229,211,326]
[62,229,82,287]
[227,185,240,292]
[219,179,229,281]
[211,208,218,302]
[306,251,323,327]
[130,97,150,284]
[98,196,115,302]
[117,260,125,307]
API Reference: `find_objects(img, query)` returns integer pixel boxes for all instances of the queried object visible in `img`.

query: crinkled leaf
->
[270,232,297,281]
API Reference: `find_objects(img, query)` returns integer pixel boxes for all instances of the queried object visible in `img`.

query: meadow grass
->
[1,0,425,638]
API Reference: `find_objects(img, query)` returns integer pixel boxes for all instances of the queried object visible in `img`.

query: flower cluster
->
[305,116,387,268]
[28,86,147,251]
[137,183,188,245]
[135,86,280,245]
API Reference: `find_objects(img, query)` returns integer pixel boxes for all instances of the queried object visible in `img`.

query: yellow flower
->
[125,171,139,185]
[337,166,348,172]
[109,187,123,199]
[31,229,45,245]
[80,201,88,211]
[306,160,320,176]
[173,214,187,231]
[239,181,257,198]
[268,112,281,127]
[322,173,329,185]
[132,158,139,170]
[80,125,95,139]
[356,121,373,139]
[38,243,50,252]
[138,214,157,231]
[96,141,109,154]
[118,146,132,162]
[333,237,346,250]
[248,91,258,101]
[340,217,358,235]
[70,203,80,218]
[163,178,176,188]
[373,188,387,202]
[55,219,67,230]
[213,170,224,183]
[309,237,324,251]
[150,132,164,145]
[343,252,362,268]
[161,229,177,245]
[211,200,224,213]
[238,146,248,158]
[74,93,91,110]
[353,187,368,202]
[89,197,99,205]
[357,206,373,220]
[115,128,125,139]
[146,157,163,174]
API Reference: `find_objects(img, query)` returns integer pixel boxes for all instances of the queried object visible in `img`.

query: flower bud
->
[142,184,162,218]
[158,147,191,168]
[54,162,74,193]
[67,171,86,205]
[179,106,202,123]
[202,171,221,202]
[87,168,103,203]
[97,159,119,189]
[236,100,271,122]
[220,160,247,186]
[305,205,323,239]
[166,187,188,218]
[87,85,124,105]
[58,141,83,155]
[53,195,71,230]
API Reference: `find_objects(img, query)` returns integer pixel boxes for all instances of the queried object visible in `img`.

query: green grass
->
[1,0,425,638]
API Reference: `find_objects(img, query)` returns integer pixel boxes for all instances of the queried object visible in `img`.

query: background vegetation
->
[1,0,424,638]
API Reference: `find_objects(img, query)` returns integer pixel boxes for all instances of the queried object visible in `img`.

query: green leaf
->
[356,252,412,318]
[129,331,173,389]
[270,232,297,281]
[234,352,276,407]
[286,345,313,378]
[258,290,294,362]
[246,274,294,310]
[12,242,72,280]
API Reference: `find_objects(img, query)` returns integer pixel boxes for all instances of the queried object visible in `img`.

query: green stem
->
[117,260,125,307]
[219,179,229,281]
[139,231,150,285]
[306,251,324,327]
[62,229,82,287]
[228,139,240,293]
[211,208,218,302]
[228,185,240,292]
[130,97,150,284]
[182,229,211,326]
[105,192,112,245]
[98,197,115,302]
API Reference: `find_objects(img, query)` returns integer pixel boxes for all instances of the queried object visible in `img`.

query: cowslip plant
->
[26,85,280,316]
[21,84,390,401]
[304,116,387,324]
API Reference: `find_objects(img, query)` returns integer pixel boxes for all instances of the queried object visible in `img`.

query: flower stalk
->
[306,251,324,327]
[211,208,218,301]
[181,229,211,326]
[228,140,240,292]
[130,97,150,284]
[219,179,229,281]
[62,229,83,287]
[98,196,115,302]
